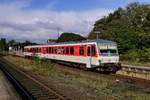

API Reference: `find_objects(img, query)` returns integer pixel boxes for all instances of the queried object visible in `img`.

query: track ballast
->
[0,57,66,100]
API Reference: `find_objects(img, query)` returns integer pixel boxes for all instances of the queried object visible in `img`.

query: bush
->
[121,49,150,62]
[145,48,150,60]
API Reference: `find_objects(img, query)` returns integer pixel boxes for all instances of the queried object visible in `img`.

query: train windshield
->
[98,44,118,56]
[100,49,118,56]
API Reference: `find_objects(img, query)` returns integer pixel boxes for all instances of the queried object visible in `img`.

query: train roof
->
[25,39,116,48]
[48,39,115,45]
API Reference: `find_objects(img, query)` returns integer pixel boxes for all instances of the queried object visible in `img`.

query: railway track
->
[53,60,150,87]
[1,54,150,99]
[0,57,66,100]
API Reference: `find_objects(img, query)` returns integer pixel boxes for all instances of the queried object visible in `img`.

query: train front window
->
[100,49,117,56]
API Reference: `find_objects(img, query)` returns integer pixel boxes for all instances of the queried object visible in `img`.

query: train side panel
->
[24,43,99,68]
[23,40,121,72]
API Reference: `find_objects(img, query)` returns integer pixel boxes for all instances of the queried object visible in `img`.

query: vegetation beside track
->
[4,55,150,100]
[121,61,150,67]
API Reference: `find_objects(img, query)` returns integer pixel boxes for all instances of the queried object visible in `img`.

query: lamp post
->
[56,27,60,39]
[86,19,101,40]
[94,31,101,40]
[49,20,60,39]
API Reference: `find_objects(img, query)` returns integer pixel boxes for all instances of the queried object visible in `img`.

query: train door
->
[43,47,46,54]
[41,47,46,58]
[86,45,92,68]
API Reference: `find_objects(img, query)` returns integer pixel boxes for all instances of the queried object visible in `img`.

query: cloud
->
[0,1,113,43]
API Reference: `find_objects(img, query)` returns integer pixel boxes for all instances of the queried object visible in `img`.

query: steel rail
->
[0,58,66,100]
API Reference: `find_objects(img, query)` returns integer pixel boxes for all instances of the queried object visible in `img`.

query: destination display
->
[98,44,117,49]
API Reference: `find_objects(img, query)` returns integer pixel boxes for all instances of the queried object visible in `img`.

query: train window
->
[38,48,41,52]
[87,46,91,56]
[55,47,57,54]
[36,48,38,53]
[58,47,61,54]
[66,47,69,54]
[32,48,34,52]
[62,47,65,54]
[52,48,54,54]
[46,47,49,53]
[100,49,117,56]
[70,47,74,55]
[79,46,84,55]
[49,47,51,53]
[91,45,96,56]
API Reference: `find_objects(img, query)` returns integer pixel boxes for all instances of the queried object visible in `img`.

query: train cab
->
[95,40,121,72]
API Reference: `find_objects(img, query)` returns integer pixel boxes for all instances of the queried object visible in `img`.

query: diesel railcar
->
[24,39,121,72]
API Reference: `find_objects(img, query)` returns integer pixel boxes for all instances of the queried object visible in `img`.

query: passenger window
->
[55,48,57,54]
[87,46,91,56]
[49,47,51,53]
[66,47,69,54]
[46,47,49,53]
[61,47,65,54]
[38,48,41,53]
[79,46,84,55]
[52,48,54,54]
[70,47,74,55]
[92,45,96,56]
[33,48,35,52]
[58,47,61,54]
[36,48,38,53]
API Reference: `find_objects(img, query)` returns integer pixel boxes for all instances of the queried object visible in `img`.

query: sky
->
[0,0,150,43]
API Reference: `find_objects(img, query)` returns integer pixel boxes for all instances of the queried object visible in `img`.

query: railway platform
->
[0,70,21,100]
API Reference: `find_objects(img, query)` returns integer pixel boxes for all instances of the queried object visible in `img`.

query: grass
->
[4,56,150,100]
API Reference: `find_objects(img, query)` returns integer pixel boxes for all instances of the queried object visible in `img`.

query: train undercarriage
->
[95,63,121,73]
[50,59,121,74]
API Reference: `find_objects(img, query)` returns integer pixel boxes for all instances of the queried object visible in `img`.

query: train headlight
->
[98,57,101,63]
[99,59,101,63]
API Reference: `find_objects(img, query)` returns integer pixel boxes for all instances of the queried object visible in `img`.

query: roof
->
[25,39,116,48]
[47,39,115,45]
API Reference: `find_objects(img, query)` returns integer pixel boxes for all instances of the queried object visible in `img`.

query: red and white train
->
[24,39,121,72]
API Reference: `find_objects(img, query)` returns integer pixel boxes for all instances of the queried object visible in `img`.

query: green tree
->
[7,40,17,47]
[0,38,7,51]
[57,32,86,42]
[88,2,150,53]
